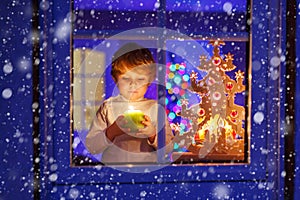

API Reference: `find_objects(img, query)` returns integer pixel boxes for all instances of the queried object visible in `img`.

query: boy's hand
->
[115,115,135,134]
[107,115,156,142]
[135,115,156,142]
[106,115,129,142]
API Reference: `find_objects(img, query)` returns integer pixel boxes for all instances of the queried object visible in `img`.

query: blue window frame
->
[38,0,284,198]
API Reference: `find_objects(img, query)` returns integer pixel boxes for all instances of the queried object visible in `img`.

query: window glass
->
[166,0,248,36]
[73,0,158,35]
[165,39,248,163]
[71,0,249,166]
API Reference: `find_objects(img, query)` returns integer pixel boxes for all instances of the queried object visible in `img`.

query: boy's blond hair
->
[111,43,156,82]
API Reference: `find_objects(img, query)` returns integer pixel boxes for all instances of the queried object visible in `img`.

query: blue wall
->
[0,0,33,199]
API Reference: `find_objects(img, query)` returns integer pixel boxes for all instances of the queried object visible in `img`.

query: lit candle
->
[123,106,145,132]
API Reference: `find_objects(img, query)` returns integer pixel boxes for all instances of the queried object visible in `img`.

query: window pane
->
[166,0,248,36]
[71,0,250,166]
[73,0,158,35]
[74,0,159,11]
[166,0,247,12]
[165,39,249,163]
[72,39,173,165]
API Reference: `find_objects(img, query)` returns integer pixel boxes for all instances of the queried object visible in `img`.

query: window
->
[71,0,250,166]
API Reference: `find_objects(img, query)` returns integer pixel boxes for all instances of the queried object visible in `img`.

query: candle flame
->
[218,117,225,128]
[195,115,235,141]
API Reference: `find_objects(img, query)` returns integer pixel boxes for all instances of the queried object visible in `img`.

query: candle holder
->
[123,109,145,132]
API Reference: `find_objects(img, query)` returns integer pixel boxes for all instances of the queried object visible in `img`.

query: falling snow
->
[1,0,299,199]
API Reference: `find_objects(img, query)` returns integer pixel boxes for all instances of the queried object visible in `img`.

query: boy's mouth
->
[128,90,138,93]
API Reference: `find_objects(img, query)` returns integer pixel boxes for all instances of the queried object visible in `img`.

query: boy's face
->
[116,70,151,101]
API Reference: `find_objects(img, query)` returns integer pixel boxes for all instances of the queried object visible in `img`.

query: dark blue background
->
[0,0,299,199]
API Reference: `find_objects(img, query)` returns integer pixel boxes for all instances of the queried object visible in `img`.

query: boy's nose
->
[129,80,137,85]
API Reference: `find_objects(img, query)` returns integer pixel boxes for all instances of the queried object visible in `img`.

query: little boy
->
[85,43,174,164]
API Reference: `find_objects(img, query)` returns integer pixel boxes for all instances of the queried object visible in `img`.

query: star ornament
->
[209,40,225,47]
[181,98,189,106]
[199,55,207,62]
[170,123,181,132]
[235,70,244,79]
[190,71,198,79]
[225,52,234,62]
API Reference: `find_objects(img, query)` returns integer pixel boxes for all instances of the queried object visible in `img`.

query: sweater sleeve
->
[85,103,113,154]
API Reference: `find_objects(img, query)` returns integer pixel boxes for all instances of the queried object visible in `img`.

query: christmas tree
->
[172,40,246,162]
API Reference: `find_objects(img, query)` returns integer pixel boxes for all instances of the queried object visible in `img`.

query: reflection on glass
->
[166,40,248,163]
[71,0,250,166]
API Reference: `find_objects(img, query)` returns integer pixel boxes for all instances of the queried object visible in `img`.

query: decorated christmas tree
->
[172,40,246,161]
